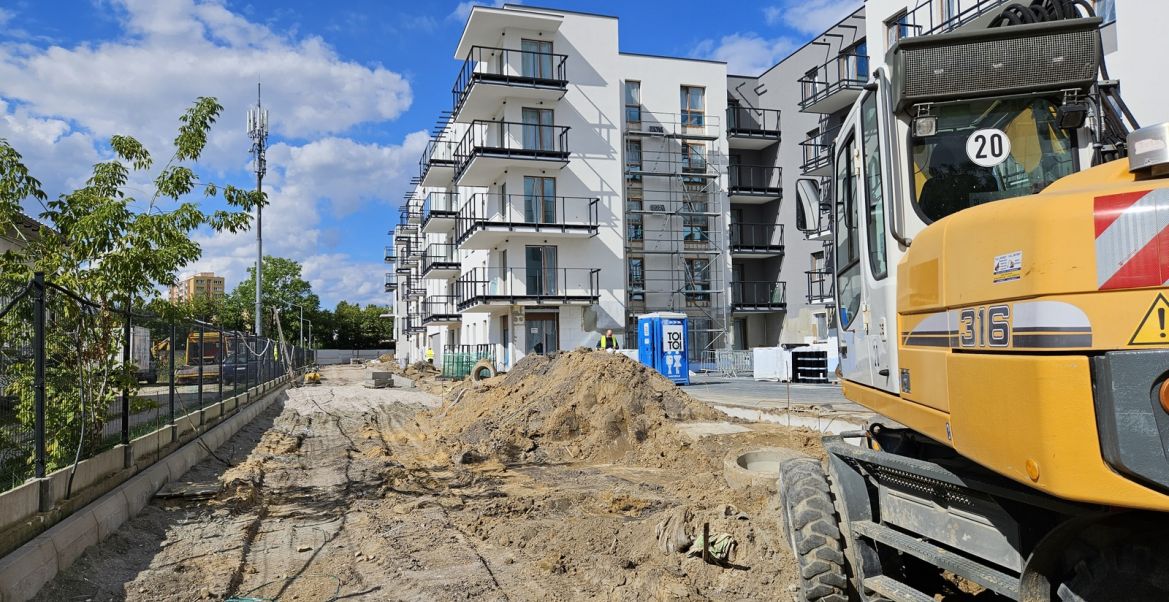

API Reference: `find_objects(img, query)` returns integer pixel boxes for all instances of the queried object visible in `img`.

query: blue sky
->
[0,0,858,307]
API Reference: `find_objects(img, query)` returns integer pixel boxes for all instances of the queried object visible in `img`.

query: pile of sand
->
[424,349,722,465]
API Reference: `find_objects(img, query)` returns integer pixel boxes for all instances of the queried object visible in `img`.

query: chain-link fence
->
[0,273,315,495]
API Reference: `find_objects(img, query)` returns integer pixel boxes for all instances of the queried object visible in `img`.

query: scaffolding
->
[622,110,730,361]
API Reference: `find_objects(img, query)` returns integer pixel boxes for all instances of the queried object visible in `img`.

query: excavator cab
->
[778,8,1169,602]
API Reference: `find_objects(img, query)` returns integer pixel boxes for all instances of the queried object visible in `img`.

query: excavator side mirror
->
[796,178,821,233]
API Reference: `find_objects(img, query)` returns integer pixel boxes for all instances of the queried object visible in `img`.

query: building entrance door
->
[526,312,559,355]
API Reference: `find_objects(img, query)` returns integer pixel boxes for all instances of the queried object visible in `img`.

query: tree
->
[225,255,321,340]
[322,301,392,348]
[0,97,262,473]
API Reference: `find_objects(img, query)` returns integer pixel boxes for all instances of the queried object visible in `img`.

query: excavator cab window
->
[910,96,1075,222]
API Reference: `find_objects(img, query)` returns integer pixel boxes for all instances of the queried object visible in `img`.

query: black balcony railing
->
[399,203,423,225]
[423,191,458,219]
[806,270,835,304]
[455,193,599,245]
[422,295,460,324]
[727,106,781,138]
[732,281,787,309]
[800,126,839,175]
[422,243,459,275]
[454,120,570,179]
[455,267,600,309]
[384,245,395,263]
[728,165,782,195]
[897,0,1009,37]
[419,137,457,180]
[798,53,868,111]
[730,223,784,251]
[384,272,397,292]
[452,45,569,116]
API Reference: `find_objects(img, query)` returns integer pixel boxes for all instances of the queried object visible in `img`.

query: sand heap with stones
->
[424,349,723,465]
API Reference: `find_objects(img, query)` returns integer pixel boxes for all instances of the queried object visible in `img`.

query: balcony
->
[799,53,868,114]
[732,281,787,313]
[419,137,457,187]
[421,191,459,234]
[730,223,784,258]
[455,267,600,312]
[422,295,461,325]
[454,120,570,185]
[800,126,839,177]
[896,0,1009,38]
[624,109,720,142]
[807,270,835,304]
[422,243,460,279]
[399,203,423,226]
[455,193,599,249]
[384,245,395,263]
[403,276,425,300]
[403,316,426,335]
[452,46,568,122]
[384,272,397,292]
[727,106,781,149]
[728,165,782,203]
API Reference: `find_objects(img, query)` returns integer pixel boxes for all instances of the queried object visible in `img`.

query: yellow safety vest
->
[426,348,434,359]
[599,336,617,349]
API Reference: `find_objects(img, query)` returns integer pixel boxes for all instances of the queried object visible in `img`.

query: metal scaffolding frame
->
[622,110,731,359]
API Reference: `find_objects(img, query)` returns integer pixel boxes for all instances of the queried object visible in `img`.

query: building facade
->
[170,272,226,303]
[389,0,1163,368]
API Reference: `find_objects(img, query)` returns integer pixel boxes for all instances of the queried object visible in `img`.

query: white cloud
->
[449,0,510,23]
[0,0,421,308]
[763,0,863,35]
[693,33,798,75]
[0,8,12,28]
[0,0,412,172]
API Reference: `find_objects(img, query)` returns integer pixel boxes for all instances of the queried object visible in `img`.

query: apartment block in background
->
[169,272,226,303]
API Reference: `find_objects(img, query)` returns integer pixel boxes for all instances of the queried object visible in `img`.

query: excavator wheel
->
[470,359,496,381]
[1055,522,1169,601]
[777,457,849,602]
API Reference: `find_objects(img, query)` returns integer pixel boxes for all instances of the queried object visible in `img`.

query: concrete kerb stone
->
[0,382,289,602]
[0,481,39,535]
[130,427,173,466]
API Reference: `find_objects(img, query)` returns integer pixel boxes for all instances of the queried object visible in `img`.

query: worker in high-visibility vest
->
[596,329,620,351]
[425,347,435,364]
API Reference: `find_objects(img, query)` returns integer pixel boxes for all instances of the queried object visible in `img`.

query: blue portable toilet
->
[636,312,690,385]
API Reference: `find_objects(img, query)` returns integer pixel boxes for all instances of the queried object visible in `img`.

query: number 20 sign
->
[965,128,1011,168]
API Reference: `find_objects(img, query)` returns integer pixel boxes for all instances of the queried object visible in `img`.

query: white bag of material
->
[753,347,790,382]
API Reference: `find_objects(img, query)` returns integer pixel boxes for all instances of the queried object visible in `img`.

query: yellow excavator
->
[778,7,1169,602]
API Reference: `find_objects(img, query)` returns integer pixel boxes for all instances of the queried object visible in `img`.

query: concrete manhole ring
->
[722,447,809,492]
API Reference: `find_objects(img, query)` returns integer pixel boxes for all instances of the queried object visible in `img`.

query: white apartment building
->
[389,5,730,370]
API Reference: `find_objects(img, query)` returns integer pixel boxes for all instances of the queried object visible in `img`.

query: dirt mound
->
[424,349,722,465]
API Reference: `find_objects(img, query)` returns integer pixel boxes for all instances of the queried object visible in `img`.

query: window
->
[860,93,887,280]
[524,245,557,296]
[685,258,711,302]
[628,258,644,301]
[885,10,911,48]
[910,96,1075,222]
[834,132,862,327]
[683,214,708,242]
[523,176,556,224]
[840,40,868,83]
[680,86,705,127]
[682,143,706,173]
[624,81,641,124]
[626,193,643,241]
[521,39,553,79]
[521,107,555,151]
[625,139,642,181]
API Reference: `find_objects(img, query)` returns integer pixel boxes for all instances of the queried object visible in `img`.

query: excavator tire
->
[777,457,849,602]
[1056,522,1169,601]
[470,359,496,382]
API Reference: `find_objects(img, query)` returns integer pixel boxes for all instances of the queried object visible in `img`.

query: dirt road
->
[36,362,812,601]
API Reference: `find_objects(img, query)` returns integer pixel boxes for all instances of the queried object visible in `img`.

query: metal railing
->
[801,126,839,174]
[384,246,395,263]
[728,164,782,193]
[0,274,312,498]
[422,243,459,274]
[806,270,835,303]
[452,45,569,115]
[455,193,599,244]
[454,120,570,179]
[422,296,459,323]
[624,109,722,140]
[732,281,787,308]
[697,349,754,376]
[384,272,397,291]
[727,106,781,137]
[399,203,423,225]
[897,0,1009,37]
[419,136,457,180]
[798,53,869,110]
[440,344,494,379]
[455,267,600,308]
[730,223,784,250]
[422,191,458,222]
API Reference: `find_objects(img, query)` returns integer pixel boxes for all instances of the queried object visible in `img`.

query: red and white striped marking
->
[1094,189,1169,290]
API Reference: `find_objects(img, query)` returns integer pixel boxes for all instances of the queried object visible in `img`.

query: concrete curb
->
[0,379,292,602]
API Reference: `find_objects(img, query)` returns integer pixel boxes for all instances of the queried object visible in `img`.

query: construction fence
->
[0,273,314,496]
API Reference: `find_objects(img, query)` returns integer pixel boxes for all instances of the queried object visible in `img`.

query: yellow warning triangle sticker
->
[1130,293,1169,345]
